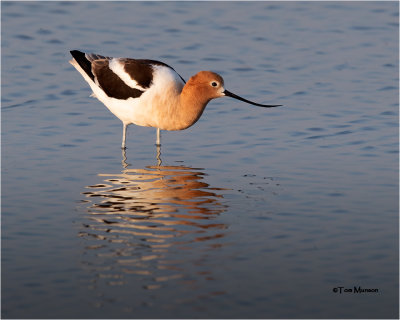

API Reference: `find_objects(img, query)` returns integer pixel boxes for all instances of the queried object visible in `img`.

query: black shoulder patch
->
[92,60,144,100]
[120,59,155,89]
[137,59,186,84]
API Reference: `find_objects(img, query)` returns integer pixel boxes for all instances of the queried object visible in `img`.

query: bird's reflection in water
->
[79,160,229,301]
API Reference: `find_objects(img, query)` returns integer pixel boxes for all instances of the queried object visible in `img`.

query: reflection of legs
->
[156,128,162,166]
[121,147,130,168]
[122,123,127,149]
[156,143,162,166]
[156,128,161,146]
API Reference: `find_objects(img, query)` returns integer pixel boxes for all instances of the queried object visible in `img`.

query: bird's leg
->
[155,129,162,165]
[122,123,127,149]
[156,128,161,147]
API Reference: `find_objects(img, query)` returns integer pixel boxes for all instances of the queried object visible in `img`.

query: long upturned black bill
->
[224,90,281,108]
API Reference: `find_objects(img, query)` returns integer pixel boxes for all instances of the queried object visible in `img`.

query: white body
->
[70,59,185,130]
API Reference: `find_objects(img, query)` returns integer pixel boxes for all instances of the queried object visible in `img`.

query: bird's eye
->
[211,81,218,87]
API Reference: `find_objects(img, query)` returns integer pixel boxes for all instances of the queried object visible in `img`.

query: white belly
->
[85,63,185,130]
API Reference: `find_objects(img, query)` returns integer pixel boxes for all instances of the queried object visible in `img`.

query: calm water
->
[2,1,399,318]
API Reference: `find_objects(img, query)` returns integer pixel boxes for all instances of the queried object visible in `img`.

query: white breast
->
[100,65,185,129]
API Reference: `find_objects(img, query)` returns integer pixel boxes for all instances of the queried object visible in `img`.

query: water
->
[2,1,398,318]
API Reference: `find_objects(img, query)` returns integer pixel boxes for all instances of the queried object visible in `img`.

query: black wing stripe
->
[71,50,185,99]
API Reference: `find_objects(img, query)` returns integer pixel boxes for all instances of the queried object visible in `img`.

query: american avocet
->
[69,50,281,149]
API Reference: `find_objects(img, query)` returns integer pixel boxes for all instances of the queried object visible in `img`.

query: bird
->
[69,50,281,149]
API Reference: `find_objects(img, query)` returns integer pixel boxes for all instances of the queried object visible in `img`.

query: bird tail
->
[70,50,95,81]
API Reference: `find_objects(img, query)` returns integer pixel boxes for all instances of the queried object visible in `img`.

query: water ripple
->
[79,164,229,296]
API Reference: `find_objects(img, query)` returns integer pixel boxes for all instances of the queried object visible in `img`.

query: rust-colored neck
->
[177,81,211,130]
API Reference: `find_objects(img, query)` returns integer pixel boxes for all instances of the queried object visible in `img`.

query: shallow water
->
[2,1,399,318]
